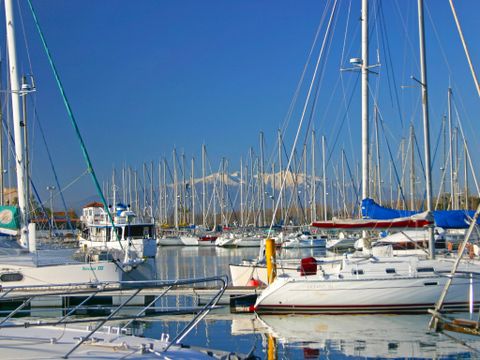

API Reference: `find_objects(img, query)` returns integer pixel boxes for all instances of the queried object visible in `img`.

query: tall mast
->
[162,158,167,224]
[303,143,307,222]
[417,0,435,259]
[311,130,316,222]
[173,148,178,229]
[240,157,244,227]
[202,144,207,228]
[361,0,369,204]
[410,124,416,210]
[260,131,266,226]
[374,106,382,204]
[5,0,28,247]
[277,130,284,222]
[322,135,327,221]
[464,139,468,210]
[150,161,154,218]
[191,157,195,225]
[447,87,455,209]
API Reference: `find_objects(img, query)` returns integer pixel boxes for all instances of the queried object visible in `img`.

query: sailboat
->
[0,0,144,287]
[254,0,480,314]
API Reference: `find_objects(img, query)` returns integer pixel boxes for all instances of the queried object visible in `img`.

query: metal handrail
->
[0,275,229,358]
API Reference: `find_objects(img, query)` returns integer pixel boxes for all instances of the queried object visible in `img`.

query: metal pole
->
[322,135,327,221]
[418,0,435,259]
[202,145,206,227]
[311,130,316,222]
[448,87,455,209]
[5,0,28,248]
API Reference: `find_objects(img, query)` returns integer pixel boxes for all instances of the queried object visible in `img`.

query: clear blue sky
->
[1,0,480,209]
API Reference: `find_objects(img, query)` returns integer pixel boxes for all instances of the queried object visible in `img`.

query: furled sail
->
[361,198,476,229]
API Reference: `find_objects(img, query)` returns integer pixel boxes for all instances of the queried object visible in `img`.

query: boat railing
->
[0,275,228,358]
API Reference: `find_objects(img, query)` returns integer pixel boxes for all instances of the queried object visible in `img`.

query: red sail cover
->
[311,211,433,230]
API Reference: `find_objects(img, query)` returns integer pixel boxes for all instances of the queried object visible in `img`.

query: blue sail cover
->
[361,198,476,229]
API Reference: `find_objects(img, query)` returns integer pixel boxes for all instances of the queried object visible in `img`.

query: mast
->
[311,130,316,222]
[303,143,307,222]
[191,157,195,225]
[361,0,369,205]
[374,106,382,204]
[447,87,455,209]
[277,130,284,222]
[202,144,206,228]
[5,0,28,247]
[322,135,327,221]
[173,148,178,229]
[417,0,435,259]
[21,76,30,221]
[162,158,167,224]
[410,124,415,210]
[464,139,468,210]
[240,157,244,227]
[260,131,266,226]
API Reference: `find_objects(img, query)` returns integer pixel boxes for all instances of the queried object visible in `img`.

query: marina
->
[0,0,478,358]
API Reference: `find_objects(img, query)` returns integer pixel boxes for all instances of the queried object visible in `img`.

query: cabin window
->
[417,267,435,273]
[385,268,396,274]
[352,269,364,275]
[0,272,23,282]
[125,225,153,239]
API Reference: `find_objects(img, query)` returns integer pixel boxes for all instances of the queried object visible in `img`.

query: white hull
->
[215,235,238,247]
[326,237,357,250]
[157,236,183,246]
[180,235,199,246]
[234,236,263,247]
[255,256,480,314]
[230,258,342,286]
[0,260,122,287]
[79,238,157,258]
[281,238,326,249]
[0,323,223,359]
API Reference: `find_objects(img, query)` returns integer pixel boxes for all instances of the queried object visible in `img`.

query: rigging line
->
[378,0,404,127]
[412,119,443,212]
[15,0,34,76]
[277,0,331,141]
[299,9,338,167]
[452,98,480,196]
[269,0,335,171]
[31,104,73,230]
[393,0,420,71]
[27,0,122,246]
[448,0,480,97]
[325,75,360,168]
[377,112,407,208]
[271,0,339,231]
[339,0,352,70]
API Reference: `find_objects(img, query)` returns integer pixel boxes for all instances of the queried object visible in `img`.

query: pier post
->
[265,238,276,284]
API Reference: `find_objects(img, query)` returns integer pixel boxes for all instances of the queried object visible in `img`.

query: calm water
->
[150,246,480,359]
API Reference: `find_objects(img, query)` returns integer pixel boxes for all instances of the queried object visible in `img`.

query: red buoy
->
[246,278,263,287]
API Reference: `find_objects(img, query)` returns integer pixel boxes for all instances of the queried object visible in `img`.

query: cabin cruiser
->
[79,202,157,260]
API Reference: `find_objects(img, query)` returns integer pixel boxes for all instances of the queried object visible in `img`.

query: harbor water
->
[149,246,480,359]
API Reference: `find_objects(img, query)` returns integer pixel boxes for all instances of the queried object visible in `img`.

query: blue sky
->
[2,0,480,210]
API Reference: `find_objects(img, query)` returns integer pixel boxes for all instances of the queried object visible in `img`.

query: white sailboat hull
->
[254,256,480,314]
[0,260,122,287]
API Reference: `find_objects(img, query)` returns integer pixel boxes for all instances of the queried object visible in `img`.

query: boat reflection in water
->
[252,314,479,358]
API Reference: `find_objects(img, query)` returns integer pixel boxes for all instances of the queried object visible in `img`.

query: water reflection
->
[150,247,479,359]
[156,246,259,280]
[255,313,480,359]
